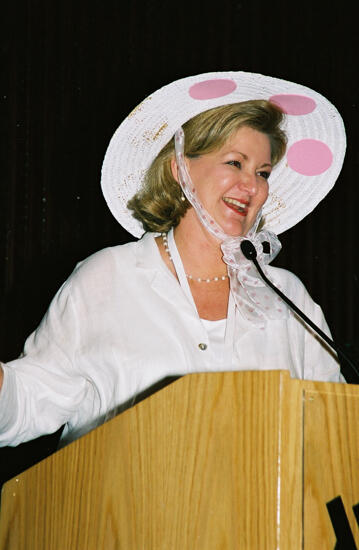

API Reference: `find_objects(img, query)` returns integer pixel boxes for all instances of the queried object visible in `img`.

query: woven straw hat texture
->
[101,71,346,237]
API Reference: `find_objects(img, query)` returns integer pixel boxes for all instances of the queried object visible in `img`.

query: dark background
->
[1,1,358,486]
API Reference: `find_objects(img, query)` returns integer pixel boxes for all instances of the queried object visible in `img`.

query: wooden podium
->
[1,370,358,549]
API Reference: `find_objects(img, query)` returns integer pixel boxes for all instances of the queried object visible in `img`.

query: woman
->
[0,71,346,448]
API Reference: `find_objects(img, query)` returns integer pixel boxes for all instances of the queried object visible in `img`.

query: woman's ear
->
[170,157,179,183]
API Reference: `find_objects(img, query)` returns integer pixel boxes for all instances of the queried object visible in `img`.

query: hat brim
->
[101,71,346,237]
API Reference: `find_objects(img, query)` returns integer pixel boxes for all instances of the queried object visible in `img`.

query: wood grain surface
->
[0,371,358,549]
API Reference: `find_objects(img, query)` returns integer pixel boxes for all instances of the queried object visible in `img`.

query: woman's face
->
[173,126,272,237]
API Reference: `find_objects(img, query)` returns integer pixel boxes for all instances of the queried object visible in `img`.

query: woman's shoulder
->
[76,233,153,269]
[67,232,156,288]
[75,239,137,269]
[266,265,312,303]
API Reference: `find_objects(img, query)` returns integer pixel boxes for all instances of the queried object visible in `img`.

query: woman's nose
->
[238,171,258,195]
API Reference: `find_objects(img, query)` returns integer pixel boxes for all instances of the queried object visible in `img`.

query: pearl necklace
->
[161,233,229,283]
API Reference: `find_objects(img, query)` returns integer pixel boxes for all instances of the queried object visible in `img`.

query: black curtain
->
[1,0,358,485]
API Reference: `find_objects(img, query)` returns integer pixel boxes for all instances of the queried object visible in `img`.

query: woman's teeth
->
[223,197,247,212]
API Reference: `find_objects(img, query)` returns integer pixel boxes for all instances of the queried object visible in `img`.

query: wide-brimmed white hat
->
[101,71,346,237]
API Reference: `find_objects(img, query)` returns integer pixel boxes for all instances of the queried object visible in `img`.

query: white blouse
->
[0,233,344,448]
[201,318,227,366]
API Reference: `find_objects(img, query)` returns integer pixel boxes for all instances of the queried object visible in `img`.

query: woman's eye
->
[227,160,241,168]
[257,171,271,180]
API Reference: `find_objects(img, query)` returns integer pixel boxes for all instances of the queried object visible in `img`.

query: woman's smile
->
[222,196,249,216]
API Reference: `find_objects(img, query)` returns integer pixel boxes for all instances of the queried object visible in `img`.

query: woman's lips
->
[222,197,249,216]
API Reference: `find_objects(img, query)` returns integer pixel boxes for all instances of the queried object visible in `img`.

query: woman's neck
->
[173,211,227,280]
[155,213,231,320]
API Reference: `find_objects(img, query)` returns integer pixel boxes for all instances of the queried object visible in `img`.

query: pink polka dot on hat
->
[101,71,346,238]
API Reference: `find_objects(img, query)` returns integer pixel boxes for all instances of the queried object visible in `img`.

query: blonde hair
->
[127,100,287,233]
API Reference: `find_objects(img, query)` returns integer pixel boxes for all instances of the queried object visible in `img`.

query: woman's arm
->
[0,247,119,447]
[0,278,84,446]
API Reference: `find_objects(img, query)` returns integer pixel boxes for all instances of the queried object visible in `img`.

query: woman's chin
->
[217,220,247,238]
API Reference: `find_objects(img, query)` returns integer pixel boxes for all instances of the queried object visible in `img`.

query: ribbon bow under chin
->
[221,231,288,326]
